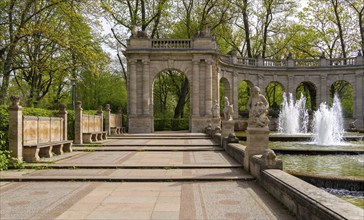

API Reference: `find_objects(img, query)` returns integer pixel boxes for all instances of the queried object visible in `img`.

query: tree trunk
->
[331,0,347,58]
[174,78,189,118]
[242,0,252,58]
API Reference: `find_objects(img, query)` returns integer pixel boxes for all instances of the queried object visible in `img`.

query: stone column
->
[129,60,137,115]
[97,105,103,132]
[58,104,68,140]
[105,104,111,135]
[192,60,200,116]
[143,60,150,115]
[8,96,22,161]
[232,74,239,119]
[354,73,364,129]
[74,101,83,144]
[205,60,213,116]
[320,75,328,104]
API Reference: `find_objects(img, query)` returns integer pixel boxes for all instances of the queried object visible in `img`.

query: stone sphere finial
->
[105,104,110,111]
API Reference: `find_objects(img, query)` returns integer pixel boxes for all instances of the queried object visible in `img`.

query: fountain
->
[278,92,309,134]
[312,93,344,145]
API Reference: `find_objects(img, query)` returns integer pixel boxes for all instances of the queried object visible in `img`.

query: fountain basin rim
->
[273,148,364,155]
[237,136,363,142]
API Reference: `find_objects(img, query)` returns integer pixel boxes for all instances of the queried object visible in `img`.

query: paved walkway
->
[0,133,296,219]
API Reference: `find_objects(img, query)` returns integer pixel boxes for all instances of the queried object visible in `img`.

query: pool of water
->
[269,141,364,151]
[277,154,364,178]
[324,188,364,209]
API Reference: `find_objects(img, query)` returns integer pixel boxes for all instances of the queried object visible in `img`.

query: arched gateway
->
[124,32,364,133]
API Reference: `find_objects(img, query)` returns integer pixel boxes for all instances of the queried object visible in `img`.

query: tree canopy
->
[0,0,361,117]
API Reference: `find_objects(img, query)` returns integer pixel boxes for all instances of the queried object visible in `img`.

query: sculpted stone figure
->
[247,86,269,127]
[211,100,220,118]
[223,96,234,121]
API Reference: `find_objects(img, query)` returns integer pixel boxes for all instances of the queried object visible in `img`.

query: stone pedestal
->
[222,120,235,138]
[128,116,153,133]
[8,96,23,161]
[244,126,269,171]
[190,117,213,133]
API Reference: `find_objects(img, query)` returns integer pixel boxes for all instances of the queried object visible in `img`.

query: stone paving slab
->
[0,181,295,220]
[72,146,223,151]
[52,151,240,166]
[0,168,253,181]
[103,138,219,146]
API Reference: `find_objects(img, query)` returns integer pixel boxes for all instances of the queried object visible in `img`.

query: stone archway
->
[152,70,190,131]
[296,81,317,112]
[124,35,220,133]
[265,81,285,111]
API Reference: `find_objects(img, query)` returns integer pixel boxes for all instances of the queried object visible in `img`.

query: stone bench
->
[82,131,107,143]
[23,140,73,162]
[110,127,125,135]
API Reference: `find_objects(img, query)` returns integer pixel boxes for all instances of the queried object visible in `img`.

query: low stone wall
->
[261,169,364,220]
[74,102,106,144]
[223,142,363,219]
[104,104,123,135]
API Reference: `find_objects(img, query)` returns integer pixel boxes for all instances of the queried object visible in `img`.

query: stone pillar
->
[354,73,364,129]
[74,101,83,144]
[8,96,22,161]
[319,53,328,66]
[257,55,264,67]
[105,104,111,135]
[244,127,270,171]
[58,103,68,140]
[287,53,294,67]
[97,105,103,132]
[320,75,328,104]
[192,60,200,116]
[205,60,213,116]
[129,60,137,115]
[232,74,239,119]
[143,60,150,115]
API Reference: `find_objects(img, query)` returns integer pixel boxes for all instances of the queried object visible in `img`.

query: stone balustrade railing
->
[222,53,363,68]
[151,39,192,49]
[129,37,363,68]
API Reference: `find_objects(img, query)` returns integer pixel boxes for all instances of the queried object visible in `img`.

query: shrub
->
[154,118,189,131]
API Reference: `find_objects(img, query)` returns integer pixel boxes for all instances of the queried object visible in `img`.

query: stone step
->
[0,168,253,182]
[112,132,210,138]
[24,164,243,169]
[99,139,219,146]
[73,146,224,151]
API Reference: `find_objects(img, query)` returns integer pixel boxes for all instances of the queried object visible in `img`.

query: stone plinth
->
[128,116,153,133]
[8,97,22,161]
[222,120,235,138]
[244,126,269,171]
[190,117,213,133]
